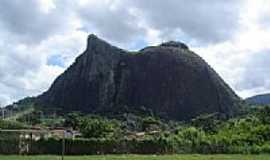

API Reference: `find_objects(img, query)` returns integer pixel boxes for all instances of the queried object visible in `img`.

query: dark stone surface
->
[160,41,189,49]
[37,34,240,120]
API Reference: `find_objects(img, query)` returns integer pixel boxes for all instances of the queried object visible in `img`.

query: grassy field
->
[0,154,269,160]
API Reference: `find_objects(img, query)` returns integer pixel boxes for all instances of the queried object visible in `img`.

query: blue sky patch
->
[47,54,65,67]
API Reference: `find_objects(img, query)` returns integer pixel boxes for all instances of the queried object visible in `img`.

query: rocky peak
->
[86,34,112,53]
[160,41,189,50]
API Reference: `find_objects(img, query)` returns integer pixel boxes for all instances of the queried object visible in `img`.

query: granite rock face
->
[37,34,240,120]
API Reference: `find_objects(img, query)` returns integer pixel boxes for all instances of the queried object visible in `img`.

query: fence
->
[0,129,66,159]
[0,129,175,155]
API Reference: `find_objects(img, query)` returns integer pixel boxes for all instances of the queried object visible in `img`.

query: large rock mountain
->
[246,93,270,105]
[37,34,240,120]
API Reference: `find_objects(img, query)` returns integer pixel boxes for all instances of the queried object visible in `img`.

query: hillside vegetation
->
[1,105,269,154]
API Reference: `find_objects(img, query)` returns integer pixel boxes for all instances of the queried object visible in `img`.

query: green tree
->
[78,116,120,138]
[64,112,82,129]
[142,117,161,131]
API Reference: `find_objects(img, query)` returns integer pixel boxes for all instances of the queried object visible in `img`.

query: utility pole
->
[1,108,4,119]
[0,102,4,119]
[62,130,65,160]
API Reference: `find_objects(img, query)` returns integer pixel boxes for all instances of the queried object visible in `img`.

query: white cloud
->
[193,0,270,98]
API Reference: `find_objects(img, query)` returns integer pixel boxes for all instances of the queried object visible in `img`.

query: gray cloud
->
[0,0,72,44]
[0,43,43,105]
[75,0,243,44]
[77,1,145,43]
[0,0,245,45]
[127,0,243,43]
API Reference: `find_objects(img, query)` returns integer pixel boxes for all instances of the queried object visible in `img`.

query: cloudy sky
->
[0,0,270,106]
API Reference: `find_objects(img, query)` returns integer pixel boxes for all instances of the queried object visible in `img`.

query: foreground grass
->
[0,154,270,160]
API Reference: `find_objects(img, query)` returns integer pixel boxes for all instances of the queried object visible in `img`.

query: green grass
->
[0,154,269,160]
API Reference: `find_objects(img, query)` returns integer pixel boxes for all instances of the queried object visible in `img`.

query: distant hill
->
[246,94,270,105]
